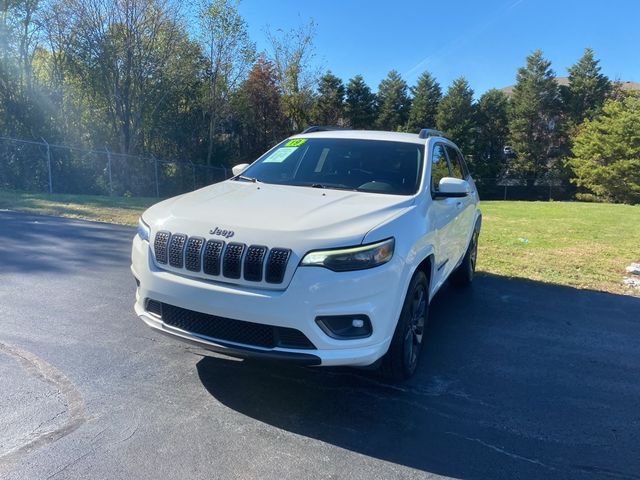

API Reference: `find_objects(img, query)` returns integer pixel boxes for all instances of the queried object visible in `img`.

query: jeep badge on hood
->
[209,227,234,238]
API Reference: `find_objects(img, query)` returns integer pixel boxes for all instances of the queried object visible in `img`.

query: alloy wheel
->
[403,284,426,371]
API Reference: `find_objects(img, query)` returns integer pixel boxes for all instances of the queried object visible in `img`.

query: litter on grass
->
[623,277,640,289]
[625,263,640,275]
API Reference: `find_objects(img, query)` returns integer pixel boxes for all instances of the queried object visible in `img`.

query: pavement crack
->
[114,424,140,445]
[0,342,87,472]
[44,450,94,480]
[445,431,556,471]
[29,409,69,438]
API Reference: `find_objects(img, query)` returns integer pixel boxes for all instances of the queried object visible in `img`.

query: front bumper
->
[131,235,407,367]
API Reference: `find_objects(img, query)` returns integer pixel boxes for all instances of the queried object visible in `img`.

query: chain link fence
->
[473,176,570,201]
[0,136,229,198]
[0,136,570,201]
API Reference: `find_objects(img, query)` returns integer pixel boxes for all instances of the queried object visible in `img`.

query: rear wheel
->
[382,270,429,381]
[450,229,479,287]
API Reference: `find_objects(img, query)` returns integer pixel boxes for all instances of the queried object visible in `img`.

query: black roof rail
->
[301,125,348,134]
[418,128,446,139]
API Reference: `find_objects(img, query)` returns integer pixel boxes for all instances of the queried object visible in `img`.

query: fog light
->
[315,315,372,339]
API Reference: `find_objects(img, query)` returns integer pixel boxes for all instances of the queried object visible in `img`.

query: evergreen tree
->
[562,48,611,125]
[311,71,345,125]
[473,89,510,179]
[375,70,411,131]
[436,77,475,154]
[407,71,441,132]
[507,50,563,184]
[345,75,376,129]
[568,96,640,204]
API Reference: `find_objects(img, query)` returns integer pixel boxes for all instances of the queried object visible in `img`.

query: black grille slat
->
[168,233,187,268]
[223,243,245,279]
[154,231,170,264]
[159,302,315,350]
[266,248,291,283]
[185,237,204,272]
[244,245,267,282]
[203,240,224,276]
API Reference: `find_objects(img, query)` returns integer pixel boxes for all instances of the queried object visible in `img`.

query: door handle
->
[455,201,463,209]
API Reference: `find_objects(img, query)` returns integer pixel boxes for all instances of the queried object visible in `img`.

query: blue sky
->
[237,0,640,96]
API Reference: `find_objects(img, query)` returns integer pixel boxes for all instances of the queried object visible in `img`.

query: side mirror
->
[232,163,250,176]
[435,177,470,198]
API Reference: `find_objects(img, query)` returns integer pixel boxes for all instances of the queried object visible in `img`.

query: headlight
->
[301,238,395,272]
[137,217,150,242]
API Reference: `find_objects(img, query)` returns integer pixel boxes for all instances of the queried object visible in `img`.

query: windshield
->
[239,138,424,195]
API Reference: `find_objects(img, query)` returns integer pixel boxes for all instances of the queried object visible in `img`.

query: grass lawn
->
[1,189,638,296]
[0,190,157,226]
[477,201,639,296]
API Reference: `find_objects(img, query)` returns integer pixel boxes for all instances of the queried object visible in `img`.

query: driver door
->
[427,143,458,285]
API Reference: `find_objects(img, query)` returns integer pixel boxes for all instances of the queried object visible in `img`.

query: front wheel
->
[382,271,429,381]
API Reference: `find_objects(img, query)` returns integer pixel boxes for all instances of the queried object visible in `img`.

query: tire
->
[382,270,429,382]
[450,228,479,287]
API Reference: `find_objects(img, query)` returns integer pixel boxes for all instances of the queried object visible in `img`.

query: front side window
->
[445,145,464,179]
[240,138,424,195]
[431,143,450,192]
[456,149,470,178]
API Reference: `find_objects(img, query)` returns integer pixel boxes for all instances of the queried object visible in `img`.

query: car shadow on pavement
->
[197,274,640,479]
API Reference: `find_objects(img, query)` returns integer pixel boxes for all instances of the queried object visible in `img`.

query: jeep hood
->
[143,180,415,249]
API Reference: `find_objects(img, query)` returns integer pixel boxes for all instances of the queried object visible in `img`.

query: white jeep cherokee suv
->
[131,127,481,380]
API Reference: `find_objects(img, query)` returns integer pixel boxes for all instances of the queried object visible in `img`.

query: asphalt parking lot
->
[1,211,639,480]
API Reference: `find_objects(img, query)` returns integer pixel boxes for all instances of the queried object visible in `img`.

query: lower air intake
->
[159,302,316,350]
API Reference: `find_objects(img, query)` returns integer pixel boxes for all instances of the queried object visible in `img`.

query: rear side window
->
[431,144,450,192]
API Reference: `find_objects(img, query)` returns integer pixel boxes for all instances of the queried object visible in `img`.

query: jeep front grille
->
[152,230,291,284]
[148,301,315,350]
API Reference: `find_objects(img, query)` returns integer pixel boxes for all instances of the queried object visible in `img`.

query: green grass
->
[477,201,640,296]
[0,190,157,226]
[1,190,638,296]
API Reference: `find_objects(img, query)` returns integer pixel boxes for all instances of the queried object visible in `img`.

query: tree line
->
[1,0,638,202]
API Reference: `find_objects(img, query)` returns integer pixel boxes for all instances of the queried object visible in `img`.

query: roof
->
[289,129,431,145]
[501,77,640,96]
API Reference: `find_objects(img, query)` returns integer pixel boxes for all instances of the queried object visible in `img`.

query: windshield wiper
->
[308,183,357,192]
[235,175,259,183]
[290,182,357,192]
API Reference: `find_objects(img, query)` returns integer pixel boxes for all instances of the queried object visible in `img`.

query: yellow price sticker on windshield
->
[284,139,307,147]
